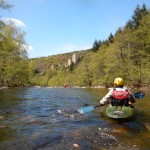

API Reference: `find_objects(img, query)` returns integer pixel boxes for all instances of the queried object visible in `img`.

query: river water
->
[0,87,150,150]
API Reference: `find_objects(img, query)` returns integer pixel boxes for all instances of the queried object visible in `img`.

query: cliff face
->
[67,53,79,66]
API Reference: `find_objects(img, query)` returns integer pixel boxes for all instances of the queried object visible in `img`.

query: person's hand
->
[99,102,104,106]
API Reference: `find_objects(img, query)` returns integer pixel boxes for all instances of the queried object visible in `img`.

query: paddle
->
[133,92,145,99]
[77,92,145,114]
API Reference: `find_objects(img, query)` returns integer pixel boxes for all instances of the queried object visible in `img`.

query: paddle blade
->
[134,92,145,99]
[77,106,94,114]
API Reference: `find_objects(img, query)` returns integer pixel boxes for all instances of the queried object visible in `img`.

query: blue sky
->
[1,0,150,58]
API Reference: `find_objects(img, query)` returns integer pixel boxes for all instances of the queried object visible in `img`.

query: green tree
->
[129,12,150,84]
[108,33,114,43]
[126,4,148,29]
[91,39,99,52]
[0,21,29,86]
[0,0,13,10]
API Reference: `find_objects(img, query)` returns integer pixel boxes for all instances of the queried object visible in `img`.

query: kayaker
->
[99,77,136,107]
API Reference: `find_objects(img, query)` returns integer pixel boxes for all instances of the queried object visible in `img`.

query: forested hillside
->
[1,2,150,88]
[28,4,150,88]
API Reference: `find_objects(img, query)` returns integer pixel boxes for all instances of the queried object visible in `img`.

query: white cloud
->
[23,44,33,52]
[28,45,33,51]
[23,44,33,58]
[1,18,26,28]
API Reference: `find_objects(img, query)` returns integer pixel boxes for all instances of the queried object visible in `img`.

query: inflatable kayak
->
[106,106,135,119]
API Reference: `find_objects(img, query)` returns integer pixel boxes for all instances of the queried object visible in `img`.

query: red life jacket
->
[112,89,129,100]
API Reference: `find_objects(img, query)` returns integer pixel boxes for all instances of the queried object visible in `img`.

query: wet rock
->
[87,127,118,148]
[104,125,131,136]
[57,110,62,114]
[73,143,79,148]
[144,122,150,131]
[0,125,9,129]
[111,127,130,136]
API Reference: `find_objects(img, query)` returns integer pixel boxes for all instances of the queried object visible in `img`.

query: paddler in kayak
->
[99,77,136,108]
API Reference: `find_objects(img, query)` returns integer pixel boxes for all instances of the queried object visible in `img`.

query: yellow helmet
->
[114,77,124,86]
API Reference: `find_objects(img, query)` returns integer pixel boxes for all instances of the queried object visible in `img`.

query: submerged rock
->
[144,122,150,131]
[73,143,79,148]
[0,125,9,129]
[111,127,131,136]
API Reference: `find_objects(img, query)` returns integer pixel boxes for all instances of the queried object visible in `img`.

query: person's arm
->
[100,89,113,105]
[129,94,136,103]
[124,86,136,103]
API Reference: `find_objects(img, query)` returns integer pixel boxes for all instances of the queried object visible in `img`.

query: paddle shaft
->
[94,104,102,108]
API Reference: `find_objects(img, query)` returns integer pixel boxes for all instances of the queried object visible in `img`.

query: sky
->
[1,0,150,58]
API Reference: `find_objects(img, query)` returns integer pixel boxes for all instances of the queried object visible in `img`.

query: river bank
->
[0,85,150,93]
[0,87,8,90]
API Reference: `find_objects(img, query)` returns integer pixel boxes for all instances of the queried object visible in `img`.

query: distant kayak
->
[106,106,135,120]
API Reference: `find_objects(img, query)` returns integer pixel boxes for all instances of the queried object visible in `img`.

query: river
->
[0,87,150,150]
